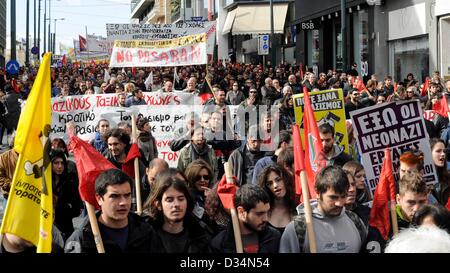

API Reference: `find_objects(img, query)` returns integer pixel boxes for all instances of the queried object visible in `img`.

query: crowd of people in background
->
[0,59,449,253]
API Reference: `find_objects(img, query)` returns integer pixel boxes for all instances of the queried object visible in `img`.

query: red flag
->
[421,78,430,97]
[432,95,449,118]
[217,174,238,210]
[356,77,367,92]
[122,143,141,179]
[68,132,117,209]
[199,93,213,104]
[61,54,67,66]
[132,67,137,76]
[292,124,305,195]
[302,87,326,199]
[79,35,87,52]
[394,82,398,93]
[299,63,304,81]
[446,197,450,211]
[369,148,397,241]
[11,78,20,93]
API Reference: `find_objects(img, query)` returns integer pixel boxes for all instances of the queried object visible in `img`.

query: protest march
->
[0,19,449,258]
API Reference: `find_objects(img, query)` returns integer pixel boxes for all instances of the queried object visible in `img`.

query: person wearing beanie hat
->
[136,116,158,168]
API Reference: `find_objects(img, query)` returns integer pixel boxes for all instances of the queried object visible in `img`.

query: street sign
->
[258,34,269,55]
[6,60,20,75]
[31,46,39,55]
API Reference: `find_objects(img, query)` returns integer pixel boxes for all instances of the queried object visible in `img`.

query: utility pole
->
[341,0,347,72]
[34,0,36,48]
[10,0,16,60]
[26,0,30,66]
[270,0,275,67]
[44,0,47,53]
[48,0,51,53]
[38,0,41,59]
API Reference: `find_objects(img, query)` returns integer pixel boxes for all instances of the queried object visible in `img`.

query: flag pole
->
[299,170,318,253]
[86,202,105,253]
[131,115,142,215]
[224,162,243,253]
[205,63,218,102]
[390,200,399,236]
[66,121,105,253]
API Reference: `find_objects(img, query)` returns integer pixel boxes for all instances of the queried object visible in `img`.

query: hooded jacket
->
[279,201,366,253]
[325,144,353,167]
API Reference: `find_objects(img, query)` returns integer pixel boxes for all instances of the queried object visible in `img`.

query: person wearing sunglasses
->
[184,159,214,224]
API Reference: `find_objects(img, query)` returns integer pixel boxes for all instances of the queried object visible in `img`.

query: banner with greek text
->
[293,89,349,154]
[106,21,216,55]
[109,33,208,68]
[350,100,438,195]
[50,92,196,167]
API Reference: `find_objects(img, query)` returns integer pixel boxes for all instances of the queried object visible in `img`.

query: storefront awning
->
[231,4,289,35]
[222,8,237,35]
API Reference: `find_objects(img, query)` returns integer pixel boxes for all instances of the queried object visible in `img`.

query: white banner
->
[51,92,198,167]
[87,34,109,53]
[106,21,216,55]
[109,34,208,68]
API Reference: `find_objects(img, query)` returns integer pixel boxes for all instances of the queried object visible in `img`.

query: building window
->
[389,36,429,83]
[353,9,369,76]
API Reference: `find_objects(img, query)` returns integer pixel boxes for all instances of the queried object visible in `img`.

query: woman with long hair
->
[184,159,214,221]
[429,138,450,205]
[257,165,297,234]
[342,160,372,204]
[143,176,211,253]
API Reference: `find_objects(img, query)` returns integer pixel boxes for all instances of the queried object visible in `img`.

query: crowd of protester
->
[0,60,449,253]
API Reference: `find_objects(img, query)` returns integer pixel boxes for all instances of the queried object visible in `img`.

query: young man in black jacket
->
[64,169,162,253]
[210,184,281,253]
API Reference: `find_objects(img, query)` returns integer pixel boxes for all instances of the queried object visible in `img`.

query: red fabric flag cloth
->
[217,174,239,210]
[394,82,398,93]
[446,197,450,211]
[302,87,326,199]
[356,77,367,92]
[61,54,67,66]
[421,78,430,97]
[122,143,141,179]
[11,78,20,93]
[432,95,449,118]
[68,132,118,209]
[292,124,305,195]
[369,148,397,241]
[79,35,87,52]
[199,93,213,104]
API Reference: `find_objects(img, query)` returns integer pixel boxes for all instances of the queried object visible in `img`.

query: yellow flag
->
[0,53,53,253]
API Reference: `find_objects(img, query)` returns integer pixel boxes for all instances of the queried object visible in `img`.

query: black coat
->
[209,222,281,253]
[65,212,163,253]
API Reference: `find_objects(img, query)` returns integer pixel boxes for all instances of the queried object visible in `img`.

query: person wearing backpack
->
[279,166,367,253]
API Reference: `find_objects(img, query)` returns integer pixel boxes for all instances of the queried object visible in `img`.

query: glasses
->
[196,175,210,181]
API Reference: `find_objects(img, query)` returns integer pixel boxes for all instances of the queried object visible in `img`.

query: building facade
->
[131,0,213,24]
[218,0,294,65]
[293,0,447,83]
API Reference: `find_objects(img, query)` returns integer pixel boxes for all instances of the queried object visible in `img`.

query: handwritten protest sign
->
[350,100,438,195]
[106,21,216,55]
[293,89,349,153]
[50,92,198,167]
[109,34,208,67]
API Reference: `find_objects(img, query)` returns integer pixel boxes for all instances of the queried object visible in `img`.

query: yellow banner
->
[113,33,207,49]
[1,53,53,253]
[293,88,349,154]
